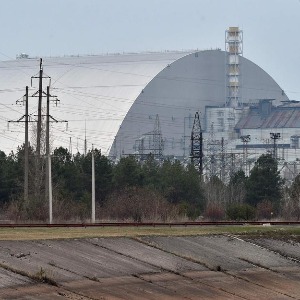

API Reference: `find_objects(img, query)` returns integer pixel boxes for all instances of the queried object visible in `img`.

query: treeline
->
[0,146,300,221]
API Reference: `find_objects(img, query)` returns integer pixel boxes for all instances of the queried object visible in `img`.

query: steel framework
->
[225,27,243,107]
[190,112,203,175]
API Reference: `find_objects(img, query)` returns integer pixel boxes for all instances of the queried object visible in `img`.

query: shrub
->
[101,187,178,222]
[256,200,274,220]
[178,201,202,220]
[4,196,48,221]
[52,196,90,222]
[204,203,225,221]
[226,203,256,221]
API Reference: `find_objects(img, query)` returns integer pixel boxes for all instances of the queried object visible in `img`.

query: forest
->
[0,145,299,222]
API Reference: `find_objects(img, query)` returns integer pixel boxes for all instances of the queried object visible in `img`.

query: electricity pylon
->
[190,112,203,175]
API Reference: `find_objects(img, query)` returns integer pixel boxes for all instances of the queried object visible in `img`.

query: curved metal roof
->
[0,50,288,156]
[0,52,190,153]
[112,50,289,158]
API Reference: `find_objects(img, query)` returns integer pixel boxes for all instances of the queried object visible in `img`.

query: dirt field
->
[0,228,299,299]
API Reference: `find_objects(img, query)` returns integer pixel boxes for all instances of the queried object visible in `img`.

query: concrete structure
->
[235,100,300,144]
[235,100,300,163]
[1,235,300,299]
[0,50,289,159]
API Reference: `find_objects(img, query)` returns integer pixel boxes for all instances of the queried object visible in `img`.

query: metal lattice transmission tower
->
[227,151,244,177]
[220,137,226,181]
[225,27,243,108]
[240,134,251,175]
[134,114,164,161]
[152,114,164,160]
[204,130,239,182]
[219,143,246,183]
[190,112,203,175]
[205,123,219,178]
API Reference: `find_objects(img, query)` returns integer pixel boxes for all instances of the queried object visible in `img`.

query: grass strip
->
[0,225,299,241]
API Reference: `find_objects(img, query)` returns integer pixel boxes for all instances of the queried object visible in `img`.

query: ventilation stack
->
[225,27,243,107]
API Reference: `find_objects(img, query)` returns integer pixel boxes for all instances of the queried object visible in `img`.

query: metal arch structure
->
[0,50,289,157]
[113,50,288,159]
[190,112,203,175]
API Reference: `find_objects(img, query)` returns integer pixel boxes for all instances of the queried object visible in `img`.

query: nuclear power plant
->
[1,27,299,180]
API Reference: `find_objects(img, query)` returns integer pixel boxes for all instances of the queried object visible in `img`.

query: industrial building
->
[0,27,298,179]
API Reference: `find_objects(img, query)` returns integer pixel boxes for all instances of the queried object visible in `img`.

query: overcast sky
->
[1,0,300,99]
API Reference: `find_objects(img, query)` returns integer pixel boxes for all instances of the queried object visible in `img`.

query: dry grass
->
[0,225,299,241]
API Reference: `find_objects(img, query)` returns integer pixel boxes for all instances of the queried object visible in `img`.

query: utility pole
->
[220,137,226,181]
[45,85,67,223]
[46,86,50,157]
[69,137,72,155]
[10,63,67,221]
[31,59,51,199]
[46,86,51,223]
[84,120,87,156]
[37,59,43,159]
[24,86,29,202]
[30,59,51,158]
[91,146,95,223]
[48,154,53,224]
[8,86,30,202]
[270,132,280,160]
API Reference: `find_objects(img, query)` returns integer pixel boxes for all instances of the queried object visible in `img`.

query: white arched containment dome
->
[111,50,288,158]
[0,50,288,156]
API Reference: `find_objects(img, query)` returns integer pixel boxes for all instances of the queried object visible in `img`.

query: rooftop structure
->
[235,100,300,130]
